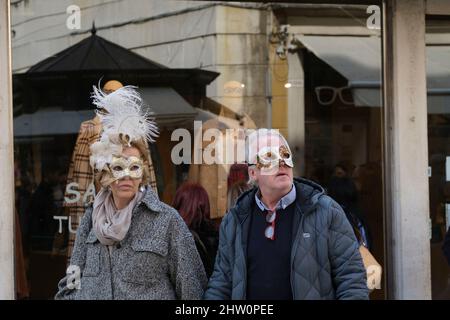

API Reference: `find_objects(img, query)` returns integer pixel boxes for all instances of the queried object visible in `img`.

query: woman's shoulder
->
[143,198,181,222]
[140,187,175,214]
[133,197,192,245]
[139,187,188,227]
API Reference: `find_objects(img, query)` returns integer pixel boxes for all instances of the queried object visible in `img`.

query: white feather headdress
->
[89,85,159,172]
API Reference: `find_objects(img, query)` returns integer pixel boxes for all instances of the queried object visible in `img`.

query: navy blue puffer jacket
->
[204,178,369,300]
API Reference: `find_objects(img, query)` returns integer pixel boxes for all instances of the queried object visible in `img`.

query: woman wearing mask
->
[55,86,206,300]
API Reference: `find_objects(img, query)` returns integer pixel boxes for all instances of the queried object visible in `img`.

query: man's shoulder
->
[315,194,335,209]
[224,188,256,220]
[308,194,348,230]
[294,186,344,224]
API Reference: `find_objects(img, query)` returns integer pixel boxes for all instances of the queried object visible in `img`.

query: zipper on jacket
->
[234,216,248,300]
[290,213,304,300]
[289,202,320,300]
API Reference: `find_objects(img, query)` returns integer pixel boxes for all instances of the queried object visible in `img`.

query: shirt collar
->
[255,184,296,212]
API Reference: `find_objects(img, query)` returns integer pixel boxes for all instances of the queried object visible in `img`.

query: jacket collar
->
[294,177,325,215]
[231,177,325,223]
[139,186,164,213]
[255,184,297,211]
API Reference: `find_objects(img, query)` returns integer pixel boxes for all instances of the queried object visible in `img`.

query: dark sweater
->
[246,202,295,300]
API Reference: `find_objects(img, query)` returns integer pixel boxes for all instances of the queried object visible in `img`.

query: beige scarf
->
[92,187,144,246]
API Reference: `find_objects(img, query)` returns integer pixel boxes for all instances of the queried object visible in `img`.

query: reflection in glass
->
[10,1,386,299]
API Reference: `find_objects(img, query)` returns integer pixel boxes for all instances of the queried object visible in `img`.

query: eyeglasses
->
[264,210,276,240]
[315,86,354,105]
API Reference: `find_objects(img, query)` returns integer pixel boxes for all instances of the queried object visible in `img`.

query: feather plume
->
[91,85,159,143]
[89,85,159,172]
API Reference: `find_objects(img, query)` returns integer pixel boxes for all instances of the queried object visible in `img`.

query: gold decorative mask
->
[253,145,294,170]
[109,156,144,180]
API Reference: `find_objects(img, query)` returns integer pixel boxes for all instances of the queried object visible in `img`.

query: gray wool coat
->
[55,186,207,300]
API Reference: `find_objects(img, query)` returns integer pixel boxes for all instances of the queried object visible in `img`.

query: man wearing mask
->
[204,129,368,300]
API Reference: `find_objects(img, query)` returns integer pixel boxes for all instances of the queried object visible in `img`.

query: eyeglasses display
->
[315,86,354,105]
